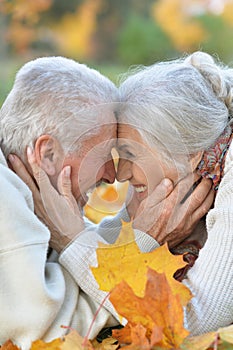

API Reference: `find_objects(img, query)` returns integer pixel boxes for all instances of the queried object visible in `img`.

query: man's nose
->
[116,159,132,182]
[102,158,116,184]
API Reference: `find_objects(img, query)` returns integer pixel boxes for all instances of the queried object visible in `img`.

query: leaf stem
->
[83,292,111,347]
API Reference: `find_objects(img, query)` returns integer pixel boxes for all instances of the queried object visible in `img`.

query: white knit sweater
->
[1,140,233,349]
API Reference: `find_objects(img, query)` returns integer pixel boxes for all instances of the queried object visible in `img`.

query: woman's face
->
[116,124,181,203]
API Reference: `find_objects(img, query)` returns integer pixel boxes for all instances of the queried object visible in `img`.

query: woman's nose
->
[116,158,132,182]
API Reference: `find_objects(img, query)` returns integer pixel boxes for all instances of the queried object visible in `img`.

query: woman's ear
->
[34,135,64,176]
[189,151,204,172]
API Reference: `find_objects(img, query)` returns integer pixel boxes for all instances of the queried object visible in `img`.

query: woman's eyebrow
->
[117,144,130,151]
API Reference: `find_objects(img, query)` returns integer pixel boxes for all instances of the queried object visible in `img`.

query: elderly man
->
[0,56,121,349]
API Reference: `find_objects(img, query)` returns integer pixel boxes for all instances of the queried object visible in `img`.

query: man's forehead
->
[83,124,116,147]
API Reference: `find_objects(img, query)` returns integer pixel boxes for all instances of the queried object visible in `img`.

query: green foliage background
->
[1,0,233,106]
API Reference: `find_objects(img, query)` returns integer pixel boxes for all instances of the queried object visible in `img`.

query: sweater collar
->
[0,147,8,167]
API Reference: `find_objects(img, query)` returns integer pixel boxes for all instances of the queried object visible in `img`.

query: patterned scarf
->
[197,124,233,190]
[173,125,233,281]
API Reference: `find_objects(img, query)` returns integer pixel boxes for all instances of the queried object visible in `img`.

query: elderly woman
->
[116,51,233,335]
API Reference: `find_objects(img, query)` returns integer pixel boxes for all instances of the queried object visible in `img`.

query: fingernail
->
[64,166,71,177]
[27,146,32,156]
[8,154,15,163]
[162,178,173,189]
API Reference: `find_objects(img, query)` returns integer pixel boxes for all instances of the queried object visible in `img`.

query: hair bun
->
[184,51,233,113]
[184,51,215,68]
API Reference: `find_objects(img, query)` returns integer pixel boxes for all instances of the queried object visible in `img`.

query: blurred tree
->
[152,0,206,52]
[45,0,79,18]
[117,13,176,65]
[52,0,102,59]
[92,0,128,62]
[222,0,233,26]
[198,13,233,62]
[0,0,52,53]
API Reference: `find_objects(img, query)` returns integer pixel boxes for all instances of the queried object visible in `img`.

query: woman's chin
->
[135,189,148,202]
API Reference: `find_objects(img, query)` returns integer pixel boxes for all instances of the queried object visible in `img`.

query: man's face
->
[62,122,117,208]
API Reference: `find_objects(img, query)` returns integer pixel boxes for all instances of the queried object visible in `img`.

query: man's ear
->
[189,151,204,172]
[34,135,64,176]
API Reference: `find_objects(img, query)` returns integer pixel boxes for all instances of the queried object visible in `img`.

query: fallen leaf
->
[31,338,63,350]
[0,340,21,350]
[216,340,233,349]
[180,332,216,350]
[91,337,119,350]
[218,324,233,344]
[61,331,93,350]
[119,324,151,350]
[110,268,189,349]
[91,222,192,305]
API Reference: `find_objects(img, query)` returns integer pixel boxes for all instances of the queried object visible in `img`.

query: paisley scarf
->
[197,124,233,190]
[173,124,233,281]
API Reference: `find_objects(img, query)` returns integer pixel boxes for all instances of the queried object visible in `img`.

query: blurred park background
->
[1,0,233,221]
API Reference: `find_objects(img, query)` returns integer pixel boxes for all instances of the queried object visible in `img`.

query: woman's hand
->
[8,148,85,253]
[129,174,215,248]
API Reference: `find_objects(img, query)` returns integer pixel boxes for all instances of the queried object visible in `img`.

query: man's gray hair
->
[118,51,233,167]
[0,56,118,158]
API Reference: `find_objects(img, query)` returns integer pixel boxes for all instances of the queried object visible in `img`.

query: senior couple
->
[1,51,233,349]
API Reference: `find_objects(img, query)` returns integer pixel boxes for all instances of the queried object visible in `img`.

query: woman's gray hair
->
[118,51,233,167]
[0,56,118,158]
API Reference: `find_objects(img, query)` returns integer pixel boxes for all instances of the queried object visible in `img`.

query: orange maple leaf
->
[0,340,20,350]
[110,268,189,349]
[91,222,192,305]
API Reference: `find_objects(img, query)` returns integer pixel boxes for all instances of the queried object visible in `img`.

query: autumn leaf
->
[84,182,128,224]
[91,337,119,350]
[31,338,63,350]
[218,324,233,344]
[180,331,216,350]
[110,268,189,349]
[61,330,93,350]
[0,340,21,350]
[91,222,192,305]
[118,324,156,350]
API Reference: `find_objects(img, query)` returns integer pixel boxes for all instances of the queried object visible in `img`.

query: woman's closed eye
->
[117,144,137,160]
[119,149,135,160]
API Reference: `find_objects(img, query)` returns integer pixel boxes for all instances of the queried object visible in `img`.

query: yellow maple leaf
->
[31,338,62,350]
[91,222,192,306]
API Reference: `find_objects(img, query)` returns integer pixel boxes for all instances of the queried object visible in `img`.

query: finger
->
[144,178,173,207]
[133,179,173,232]
[57,166,72,197]
[26,147,52,189]
[178,172,201,203]
[8,154,39,194]
[57,166,81,215]
[191,186,215,223]
[185,178,213,215]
